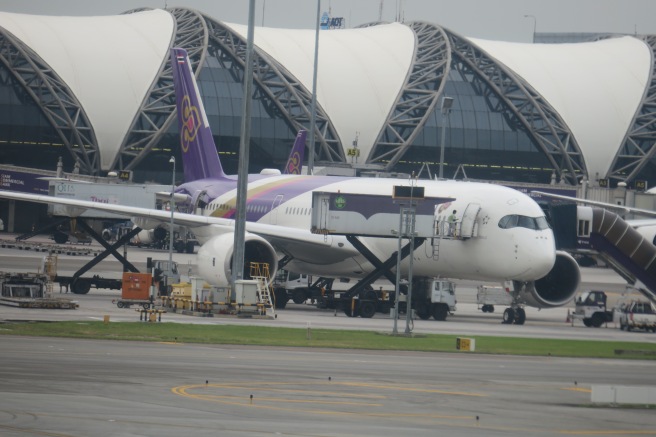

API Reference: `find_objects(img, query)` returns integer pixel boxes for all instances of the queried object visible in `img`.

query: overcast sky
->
[0,0,654,42]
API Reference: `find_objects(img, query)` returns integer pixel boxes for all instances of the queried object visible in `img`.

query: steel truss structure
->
[3,7,646,184]
[607,35,656,183]
[202,16,344,164]
[446,30,586,184]
[117,7,208,171]
[367,22,451,170]
[0,27,99,174]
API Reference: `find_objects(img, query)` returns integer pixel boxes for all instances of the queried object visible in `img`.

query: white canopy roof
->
[471,36,652,179]
[0,9,652,180]
[0,10,174,170]
[226,22,415,161]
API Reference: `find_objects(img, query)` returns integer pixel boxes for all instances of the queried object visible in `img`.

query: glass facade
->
[0,65,72,171]
[395,69,554,183]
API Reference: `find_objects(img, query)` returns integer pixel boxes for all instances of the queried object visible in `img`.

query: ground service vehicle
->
[338,277,457,320]
[618,300,656,332]
[411,278,457,321]
[477,285,513,313]
[56,259,178,295]
[571,290,614,327]
[271,270,389,310]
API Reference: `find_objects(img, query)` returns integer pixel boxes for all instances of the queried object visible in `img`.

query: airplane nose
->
[515,232,556,280]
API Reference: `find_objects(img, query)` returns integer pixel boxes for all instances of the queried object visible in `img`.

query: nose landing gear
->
[502,307,526,325]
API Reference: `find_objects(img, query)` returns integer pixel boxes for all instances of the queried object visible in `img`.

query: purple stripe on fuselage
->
[176,174,360,221]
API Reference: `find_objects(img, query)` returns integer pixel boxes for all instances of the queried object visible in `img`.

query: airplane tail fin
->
[170,48,226,181]
[283,129,306,175]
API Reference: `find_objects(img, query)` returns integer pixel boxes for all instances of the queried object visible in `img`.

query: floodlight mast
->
[232,0,256,286]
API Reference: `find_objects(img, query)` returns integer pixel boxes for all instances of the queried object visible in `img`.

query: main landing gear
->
[502,307,526,325]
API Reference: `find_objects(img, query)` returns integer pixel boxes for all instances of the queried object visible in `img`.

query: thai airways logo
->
[286,151,302,175]
[334,195,346,209]
[180,95,201,153]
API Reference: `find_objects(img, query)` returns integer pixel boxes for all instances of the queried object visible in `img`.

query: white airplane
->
[0,48,581,323]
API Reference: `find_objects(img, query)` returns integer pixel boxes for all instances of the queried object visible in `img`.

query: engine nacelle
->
[513,250,580,308]
[197,232,278,287]
[131,226,167,245]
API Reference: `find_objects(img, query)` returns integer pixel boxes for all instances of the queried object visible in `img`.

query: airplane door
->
[460,203,481,238]
[270,194,284,224]
[191,190,208,215]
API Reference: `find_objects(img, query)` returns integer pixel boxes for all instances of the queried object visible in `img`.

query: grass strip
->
[1,321,655,359]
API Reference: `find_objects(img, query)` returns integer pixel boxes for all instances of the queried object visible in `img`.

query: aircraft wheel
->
[292,289,307,304]
[273,288,288,309]
[417,308,431,320]
[514,308,526,325]
[359,301,376,319]
[591,313,604,328]
[54,231,69,244]
[116,301,125,309]
[502,308,515,324]
[343,304,359,318]
[71,279,91,295]
[432,303,448,321]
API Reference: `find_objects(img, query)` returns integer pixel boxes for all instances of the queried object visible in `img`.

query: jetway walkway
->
[561,205,656,304]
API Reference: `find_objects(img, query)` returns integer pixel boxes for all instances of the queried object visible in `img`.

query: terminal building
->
[0,7,655,189]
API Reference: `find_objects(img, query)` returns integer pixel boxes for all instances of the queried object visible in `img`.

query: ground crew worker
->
[448,209,458,236]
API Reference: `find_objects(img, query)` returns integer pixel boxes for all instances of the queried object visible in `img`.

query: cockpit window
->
[498,214,550,230]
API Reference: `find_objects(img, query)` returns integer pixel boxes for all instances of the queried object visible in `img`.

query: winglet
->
[283,130,306,175]
[170,48,226,181]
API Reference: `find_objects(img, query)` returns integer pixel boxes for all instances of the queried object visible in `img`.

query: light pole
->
[438,96,453,179]
[308,0,321,175]
[168,156,175,276]
[524,14,536,43]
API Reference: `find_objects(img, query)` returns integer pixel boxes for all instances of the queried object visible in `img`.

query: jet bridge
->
[310,191,453,238]
[549,203,656,304]
[309,191,454,315]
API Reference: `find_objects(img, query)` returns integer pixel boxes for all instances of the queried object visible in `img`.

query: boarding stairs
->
[431,203,481,260]
[250,262,275,316]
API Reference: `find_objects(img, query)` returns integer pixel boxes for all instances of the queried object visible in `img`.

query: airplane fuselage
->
[178,175,556,283]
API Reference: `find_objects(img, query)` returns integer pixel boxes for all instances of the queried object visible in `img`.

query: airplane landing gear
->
[502,307,526,325]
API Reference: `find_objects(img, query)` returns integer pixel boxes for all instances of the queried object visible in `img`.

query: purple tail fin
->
[283,130,306,175]
[170,48,226,181]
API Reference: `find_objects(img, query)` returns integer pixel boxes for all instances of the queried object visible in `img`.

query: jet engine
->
[131,226,168,245]
[513,250,580,308]
[197,232,278,287]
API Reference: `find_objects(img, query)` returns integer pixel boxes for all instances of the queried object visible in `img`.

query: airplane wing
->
[532,190,656,219]
[0,190,360,263]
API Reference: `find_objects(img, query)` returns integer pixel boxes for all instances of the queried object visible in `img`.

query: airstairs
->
[250,262,275,316]
[586,208,656,304]
[431,203,481,260]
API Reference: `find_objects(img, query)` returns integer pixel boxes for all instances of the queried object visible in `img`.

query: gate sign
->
[310,191,454,238]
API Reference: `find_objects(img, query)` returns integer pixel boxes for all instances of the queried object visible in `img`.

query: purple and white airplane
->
[0,48,581,319]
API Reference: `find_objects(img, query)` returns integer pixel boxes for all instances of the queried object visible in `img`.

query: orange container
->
[121,272,152,300]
